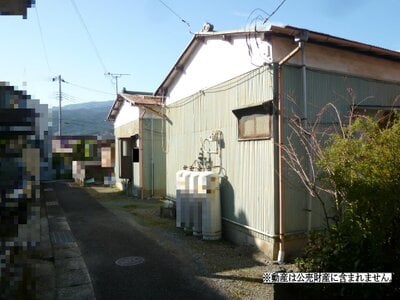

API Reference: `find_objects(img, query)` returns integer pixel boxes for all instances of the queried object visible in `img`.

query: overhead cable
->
[263,0,287,24]
[156,0,194,34]
[34,5,52,74]
[63,80,115,96]
[69,0,108,73]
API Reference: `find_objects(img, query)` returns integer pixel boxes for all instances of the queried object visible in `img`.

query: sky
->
[1,0,399,108]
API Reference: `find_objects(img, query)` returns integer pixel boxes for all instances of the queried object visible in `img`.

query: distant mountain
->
[50,100,114,138]
[62,101,114,111]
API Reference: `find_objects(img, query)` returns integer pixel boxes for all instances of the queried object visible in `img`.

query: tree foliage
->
[289,110,400,298]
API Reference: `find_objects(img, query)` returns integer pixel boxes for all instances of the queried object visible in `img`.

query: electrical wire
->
[263,0,287,24]
[167,65,272,108]
[244,1,288,67]
[69,0,108,73]
[63,80,115,96]
[52,91,80,104]
[34,5,52,74]
[156,0,194,34]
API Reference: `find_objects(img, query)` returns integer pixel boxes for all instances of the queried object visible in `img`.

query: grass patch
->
[123,204,141,209]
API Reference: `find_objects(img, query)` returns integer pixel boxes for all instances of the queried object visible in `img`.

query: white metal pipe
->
[222,217,279,238]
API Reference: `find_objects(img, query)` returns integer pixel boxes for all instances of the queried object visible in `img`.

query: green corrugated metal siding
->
[142,118,166,196]
[282,65,400,232]
[307,69,400,123]
[283,66,400,123]
[166,65,277,237]
[281,66,311,233]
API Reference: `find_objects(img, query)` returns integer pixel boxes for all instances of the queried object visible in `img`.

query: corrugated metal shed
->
[281,65,400,232]
[142,118,166,197]
[165,65,277,237]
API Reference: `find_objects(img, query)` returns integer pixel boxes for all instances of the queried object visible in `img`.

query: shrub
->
[296,115,400,298]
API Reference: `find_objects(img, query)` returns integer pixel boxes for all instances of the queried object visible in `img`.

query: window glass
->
[122,140,128,156]
[233,102,272,140]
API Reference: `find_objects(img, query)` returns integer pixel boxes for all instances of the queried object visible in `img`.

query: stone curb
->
[42,185,96,300]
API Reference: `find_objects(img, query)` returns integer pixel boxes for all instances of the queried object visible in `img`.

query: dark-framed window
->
[353,105,399,128]
[232,101,273,140]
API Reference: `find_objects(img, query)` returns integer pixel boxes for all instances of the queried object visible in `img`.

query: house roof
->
[269,25,400,61]
[155,25,400,96]
[107,93,162,121]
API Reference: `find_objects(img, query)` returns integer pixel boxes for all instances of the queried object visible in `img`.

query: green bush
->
[296,115,400,298]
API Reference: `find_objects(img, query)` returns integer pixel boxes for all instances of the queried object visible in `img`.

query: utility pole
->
[52,75,66,136]
[105,72,130,95]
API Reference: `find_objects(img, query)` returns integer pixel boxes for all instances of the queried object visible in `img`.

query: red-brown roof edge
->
[154,25,400,96]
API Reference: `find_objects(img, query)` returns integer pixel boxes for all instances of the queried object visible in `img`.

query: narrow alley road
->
[49,181,224,300]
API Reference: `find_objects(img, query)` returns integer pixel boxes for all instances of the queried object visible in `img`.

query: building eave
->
[268,25,400,62]
[154,30,270,96]
[107,93,162,122]
[155,25,400,97]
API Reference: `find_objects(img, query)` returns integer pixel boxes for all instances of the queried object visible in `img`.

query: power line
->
[69,0,108,73]
[156,0,194,34]
[61,94,79,103]
[63,80,115,96]
[244,1,288,67]
[53,92,80,103]
[34,5,52,74]
[247,8,270,23]
[263,0,287,24]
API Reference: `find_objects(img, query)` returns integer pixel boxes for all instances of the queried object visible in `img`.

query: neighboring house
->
[154,25,400,260]
[72,139,115,185]
[107,90,166,198]
[52,135,98,179]
[52,135,114,184]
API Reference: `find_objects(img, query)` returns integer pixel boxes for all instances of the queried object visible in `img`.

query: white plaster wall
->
[114,101,140,128]
[167,36,272,104]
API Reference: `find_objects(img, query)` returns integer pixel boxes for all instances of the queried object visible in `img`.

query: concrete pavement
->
[49,181,225,300]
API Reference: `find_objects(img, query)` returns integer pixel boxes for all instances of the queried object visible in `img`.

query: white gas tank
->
[189,171,202,236]
[175,169,191,228]
[199,172,221,240]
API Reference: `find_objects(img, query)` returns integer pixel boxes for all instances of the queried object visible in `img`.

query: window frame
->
[352,105,399,129]
[232,101,273,141]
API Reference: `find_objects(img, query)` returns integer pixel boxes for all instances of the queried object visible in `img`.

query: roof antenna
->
[105,72,130,95]
[201,22,214,32]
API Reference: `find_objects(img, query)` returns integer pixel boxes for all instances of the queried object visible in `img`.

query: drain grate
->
[115,256,145,267]
[50,230,76,244]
